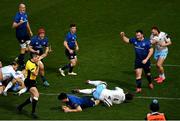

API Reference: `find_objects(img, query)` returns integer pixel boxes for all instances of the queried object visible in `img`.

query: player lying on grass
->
[2,69,27,96]
[58,92,100,113]
[0,61,24,95]
[72,80,133,107]
[150,26,172,84]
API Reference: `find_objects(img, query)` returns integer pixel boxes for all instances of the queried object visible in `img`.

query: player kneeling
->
[58,92,99,113]
[73,80,133,107]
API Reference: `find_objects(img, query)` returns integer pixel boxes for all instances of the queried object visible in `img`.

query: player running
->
[12,3,33,68]
[58,92,99,113]
[73,80,133,107]
[17,54,40,119]
[150,26,172,84]
[28,28,51,87]
[120,30,154,93]
[59,24,79,76]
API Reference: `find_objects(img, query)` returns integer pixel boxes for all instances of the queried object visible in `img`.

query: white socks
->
[4,81,13,92]
[18,87,27,95]
[79,88,95,94]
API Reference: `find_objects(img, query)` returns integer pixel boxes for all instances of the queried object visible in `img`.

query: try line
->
[39,92,180,101]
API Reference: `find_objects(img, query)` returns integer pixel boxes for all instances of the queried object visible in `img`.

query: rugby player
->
[120,30,154,93]
[150,26,172,83]
[59,24,79,76]
[58,92,99,113]
[73,80,133,107]
[12,3,33,68]
[28,28,50,87]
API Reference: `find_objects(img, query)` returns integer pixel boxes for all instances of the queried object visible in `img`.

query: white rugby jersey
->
[15,71,25,81]
[150,32,171,51]
[99,87,125,104]
[1,65,16,80]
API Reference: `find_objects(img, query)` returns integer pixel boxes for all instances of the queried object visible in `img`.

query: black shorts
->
[65,49,77,60]
[134,60,151,74]
[16,31,30,44]
[24,79,37,90]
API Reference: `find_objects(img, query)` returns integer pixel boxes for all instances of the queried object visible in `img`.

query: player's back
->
[1,65,15,80]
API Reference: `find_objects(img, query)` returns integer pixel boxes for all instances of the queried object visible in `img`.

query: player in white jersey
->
[72,80,133,107]
[0,62,19,94]
[150,26,172,83]
[3,69,27,96]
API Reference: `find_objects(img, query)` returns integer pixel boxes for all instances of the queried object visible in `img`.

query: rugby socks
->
[4,81,13,92]
[160,73,165,79]
[146,75,152,84]
[41,75,47,82]
[19,97,32,108]
[136,79,142,88]
[18,54,25,66]
[69,65,74,73]
[32,98,38,114]
[18,87,27,95]
[62,63,71,70]
[79,89,95,94]
[88,80,105,86]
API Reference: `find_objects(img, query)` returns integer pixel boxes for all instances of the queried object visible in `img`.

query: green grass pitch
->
[0,0,180,119]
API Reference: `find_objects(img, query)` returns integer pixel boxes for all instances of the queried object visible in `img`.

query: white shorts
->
[0,81,2,86]
[20,40,31,49]
[154,50,168,60]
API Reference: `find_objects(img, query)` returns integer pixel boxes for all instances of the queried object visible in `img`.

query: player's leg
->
[39,61,50,87]
[87,80,107,86]
[144,63,154,89]
[156,51,167,83]
[73,88,96,94]
[0,84,5,95]
[29,87,39,118]
[3,81,14,96]
[135,68,143,93]
[68,57,77,76]
[17,42,26,68]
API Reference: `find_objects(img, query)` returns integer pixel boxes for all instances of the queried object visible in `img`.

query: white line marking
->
[38,92,180,101]
[152,64,180,67]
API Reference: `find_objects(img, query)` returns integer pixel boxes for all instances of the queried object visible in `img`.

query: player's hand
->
[142,59,148,64]
[76,46,79,51]
[19,19,25,24]
[29,31,33,37]
[69,49,74,54]
[120,32,125,37]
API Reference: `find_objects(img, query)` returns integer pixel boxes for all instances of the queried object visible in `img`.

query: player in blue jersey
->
[12,3,33,68]
[59,24,79,76]
[58,93,99,112]
[28,28,51,87]
[120,30,154,93]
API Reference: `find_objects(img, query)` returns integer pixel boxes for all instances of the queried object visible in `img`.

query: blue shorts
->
[93,84,106,99]
[154,50,168,60]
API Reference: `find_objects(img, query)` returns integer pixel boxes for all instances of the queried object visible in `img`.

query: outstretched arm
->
[120,32,130,43]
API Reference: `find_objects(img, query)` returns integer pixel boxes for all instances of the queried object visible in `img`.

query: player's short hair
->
[135,29,144,34]
[38,27,46,35]
[70,24,76,28]
[151,26,160,33]
[150,99,160,112]
[58,93,67,100]
[125,93,134,101]
[11,61,18,66]
[31,53,39,59]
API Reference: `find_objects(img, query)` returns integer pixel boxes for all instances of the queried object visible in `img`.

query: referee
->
[17,54,40,119]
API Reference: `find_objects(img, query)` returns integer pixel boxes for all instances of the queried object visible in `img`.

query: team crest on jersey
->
[135,42,137,45]
[36,42,38,45]
[142,43,145,46]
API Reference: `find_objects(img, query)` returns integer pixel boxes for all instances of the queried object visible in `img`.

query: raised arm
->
[120,32,130,43]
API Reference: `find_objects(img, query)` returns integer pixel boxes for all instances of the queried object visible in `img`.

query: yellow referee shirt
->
[25,60,38,80]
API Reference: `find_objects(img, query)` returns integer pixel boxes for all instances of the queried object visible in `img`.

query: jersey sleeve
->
[129,38,135,44]
[65,33,70,42]
[44,38,49,47]
[30,37,36,46]
[164,33,171,42]
[14,13,20,23]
